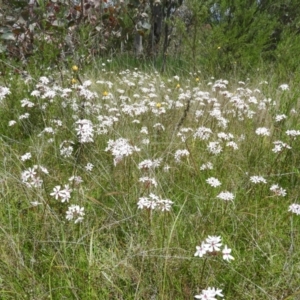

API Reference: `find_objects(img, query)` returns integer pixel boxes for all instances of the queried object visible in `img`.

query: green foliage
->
[172,0,275,75]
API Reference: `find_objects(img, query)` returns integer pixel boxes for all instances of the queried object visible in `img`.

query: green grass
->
[0,63,300,299]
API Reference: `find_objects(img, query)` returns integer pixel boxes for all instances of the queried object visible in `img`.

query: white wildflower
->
[207,141,222,155]
[250,176,267,184]
[66,205,85,223]
[206,177,221,187]
[288,203,300,215]
[270,184,286,197]
[255,127,270,136]
[21,152,32,161]
[216,191,234,201]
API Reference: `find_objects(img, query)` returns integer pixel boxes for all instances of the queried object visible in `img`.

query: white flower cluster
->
[270,184,286,197]
[275,114,287,122]
[288,203,300,215]
[194,235,234,262]
[137,193,174,211]
[207,141,223,155]
[272,141,291,153]
[60,140,74,157]
[75,119,94,143]
[195,287,224,300]
[0,86,11,101]
[250,176,267,184]
[206,177,221,187]
[174,149,190,163]
[21,165,49,188]
[138,158,162,170]
[66,205,85,224]
[21,98,35,108]
[216,191,235,201]
[193,126,213,140]
[286,130,300,137]
[139,176,158,188]
[200,162,213,171]
[255,127,270,136]
[279,84,289,91]
[105,138,141,166]
[50,184,72,203]
[20,152,32,162]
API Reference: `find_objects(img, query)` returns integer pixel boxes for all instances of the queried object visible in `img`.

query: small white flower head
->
[194,126,213,140]
[206,177,221,187]
[69,175,83,185]
[39,76,50,85]
[139,138,149,145]
[21,152,32,162]
[140,126,148,134]
[174,149,189,163]
[255,127,270,136]
[105,138,141,166]
[217,132,233,141]
[222,245,235,261]
[200,162,213,171]
[21,165,46,188]
[275,114,287,122]
[163,164,171,172]
[75,119,94,143]
[66,205,85,223]
[195,235,234,264]
[21,98,35,108]
[50,185,62,200]
[272,141,291,153]
[60,143,74,158]
[30,201,42,207]
[194,242,209,258]
[8,120,17,126]
[286,130,300,137]
[279,84,289,91]
[207,141,223,155]
[139,176,158,188]
[205,235,222,252]
[153,123,165,131]
[19,113,30,120]
[50,184,72,203]
[217,191,234,201]
[137,193,173,212]
[0,86,11,101]
[288,203,300,215]
[85,162,94,172]
[270,184,287,197]
[31,90,40,97]
[138,158,162,170]
[250,176,267,184]
[195,287,224,299]
[226,141,239,150]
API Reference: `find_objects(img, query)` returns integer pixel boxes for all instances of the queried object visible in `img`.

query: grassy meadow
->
[0,62,300,299]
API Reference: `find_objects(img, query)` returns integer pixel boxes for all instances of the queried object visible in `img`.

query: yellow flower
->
[72,65,78,72]
[103,91,108,96]
[195,77,200,82]
[176,84,180,89]
[217,46,221,50]
[156,102,162,108]
[71,78,77,84]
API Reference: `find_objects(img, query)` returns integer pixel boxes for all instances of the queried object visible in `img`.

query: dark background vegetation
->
[1,0,300,77]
